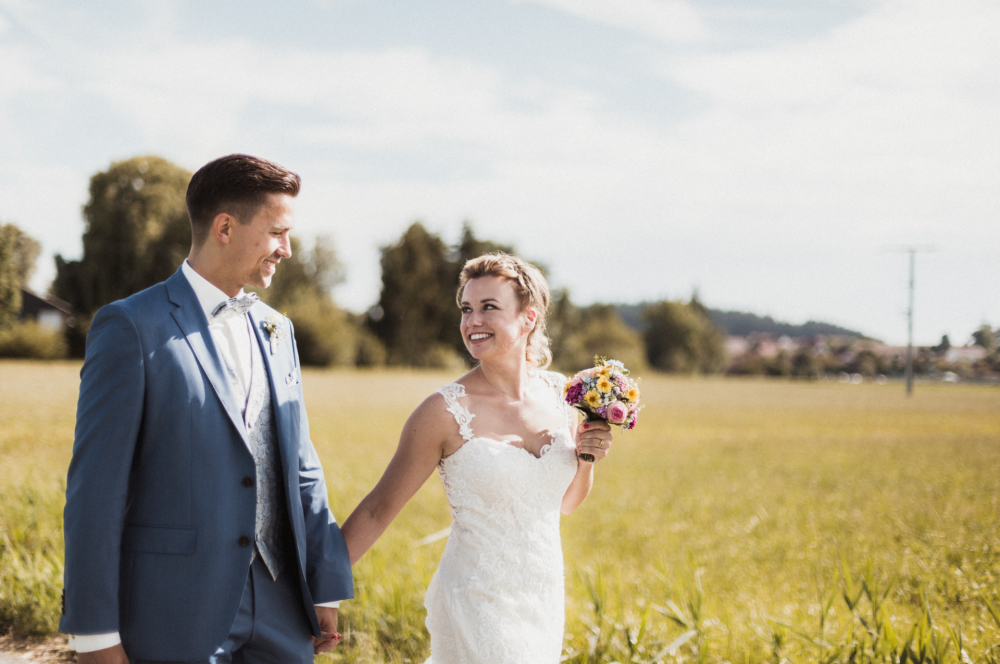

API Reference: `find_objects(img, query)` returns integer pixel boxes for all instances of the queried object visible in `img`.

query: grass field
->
[1,360,999,663]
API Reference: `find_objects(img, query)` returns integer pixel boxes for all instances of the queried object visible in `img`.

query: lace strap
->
[438,383,476,442]
[539,370,567,394]
[540,371,576,429]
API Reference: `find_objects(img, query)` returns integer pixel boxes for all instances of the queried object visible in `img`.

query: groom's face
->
[230,192,295,289]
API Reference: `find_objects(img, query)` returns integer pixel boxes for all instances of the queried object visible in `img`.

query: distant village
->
[722,332,995,382]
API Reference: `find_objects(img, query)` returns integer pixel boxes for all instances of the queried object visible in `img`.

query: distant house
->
[945,346,988,364]
[725,336,750,358]
[18,288,73,331]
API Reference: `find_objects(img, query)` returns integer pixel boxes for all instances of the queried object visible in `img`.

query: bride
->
[340,252,613,663]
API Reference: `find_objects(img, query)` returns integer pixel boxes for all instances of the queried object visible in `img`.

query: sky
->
[1,0,997,345]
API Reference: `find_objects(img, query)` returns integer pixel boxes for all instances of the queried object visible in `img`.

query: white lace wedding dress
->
[425,372,579,664]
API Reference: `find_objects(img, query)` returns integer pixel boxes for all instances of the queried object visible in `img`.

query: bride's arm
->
[561,420,613,515]
[340,396,452,564]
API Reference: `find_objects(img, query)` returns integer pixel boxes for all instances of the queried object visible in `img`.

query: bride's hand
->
[576,420,613,462]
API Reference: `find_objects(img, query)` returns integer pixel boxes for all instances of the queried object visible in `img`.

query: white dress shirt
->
[69,262,338,654]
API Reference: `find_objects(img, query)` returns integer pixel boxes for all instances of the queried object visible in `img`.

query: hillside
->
[614,303,869,339]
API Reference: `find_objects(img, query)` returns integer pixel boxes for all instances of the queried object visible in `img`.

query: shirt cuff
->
[68,632,121,653]
[315,600,342,608]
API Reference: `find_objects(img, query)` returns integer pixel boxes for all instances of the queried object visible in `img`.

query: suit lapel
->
[166,270,250,447]
[249,308,292,462]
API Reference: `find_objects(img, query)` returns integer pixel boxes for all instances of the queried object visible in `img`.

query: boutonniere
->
[262,313,286,356]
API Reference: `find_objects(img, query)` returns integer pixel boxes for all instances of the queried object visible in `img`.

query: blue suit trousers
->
[131,557,313,664]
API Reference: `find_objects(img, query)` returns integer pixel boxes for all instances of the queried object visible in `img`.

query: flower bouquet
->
[564,358,642,462]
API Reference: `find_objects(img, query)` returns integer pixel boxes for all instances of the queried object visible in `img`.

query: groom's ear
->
[212,213,236,245]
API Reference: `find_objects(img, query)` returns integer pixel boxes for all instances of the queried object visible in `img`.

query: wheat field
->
[1,360,999,662]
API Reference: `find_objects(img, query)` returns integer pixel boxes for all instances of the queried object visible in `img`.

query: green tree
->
[931,335,951,354]
[766,350,793,377]
[0,223,42,329]
[791,347,821,379]
[252,235,378,368]
[255,235,346,308]
[369,222,464,367]
[452,222,514,272]
[547,289,581,369]
[53,156,192,323]
[850,349,880,377]
[554,304,647,373]
[368,222,517,367]
[642,299,726,373]
[972,324,997,352]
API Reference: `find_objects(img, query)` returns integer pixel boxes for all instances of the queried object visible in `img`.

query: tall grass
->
[1,360,998,662]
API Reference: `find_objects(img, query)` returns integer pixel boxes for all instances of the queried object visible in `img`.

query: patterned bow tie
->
[212,293,259,318]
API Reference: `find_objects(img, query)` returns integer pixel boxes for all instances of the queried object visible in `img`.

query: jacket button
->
[239,536,251,547]
[242,477,253,487]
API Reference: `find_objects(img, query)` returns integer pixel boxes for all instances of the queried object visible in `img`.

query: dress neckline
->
[443,433,562,462]
[437,381,570,462]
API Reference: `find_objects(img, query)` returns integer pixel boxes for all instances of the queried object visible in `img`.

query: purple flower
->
[565,382,586,404]
[596,406,608,418]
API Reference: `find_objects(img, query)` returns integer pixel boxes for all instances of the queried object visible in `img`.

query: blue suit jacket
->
[59,267,353,661]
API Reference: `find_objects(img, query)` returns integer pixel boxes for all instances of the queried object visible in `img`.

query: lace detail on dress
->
[438,383,476,442]
[540,370,577,430]
[424,375,579,664]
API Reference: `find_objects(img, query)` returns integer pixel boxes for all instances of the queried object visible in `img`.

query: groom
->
[60,154,353,663]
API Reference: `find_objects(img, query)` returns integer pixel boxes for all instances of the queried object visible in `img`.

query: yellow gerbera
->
[584,390,601,408]
[626,386,640,402]
[596,376,613,394]
[598,364,612,378]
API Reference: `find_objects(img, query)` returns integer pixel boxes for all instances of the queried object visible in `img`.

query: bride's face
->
[460,276,536,363]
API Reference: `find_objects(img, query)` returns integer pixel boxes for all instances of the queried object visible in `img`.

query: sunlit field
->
[1,360,999,663]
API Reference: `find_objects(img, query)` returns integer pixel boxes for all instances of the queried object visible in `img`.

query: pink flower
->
[607,401,628,425]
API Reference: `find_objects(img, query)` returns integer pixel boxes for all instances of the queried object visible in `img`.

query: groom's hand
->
[77,644,128,664]
[313,606,342,654]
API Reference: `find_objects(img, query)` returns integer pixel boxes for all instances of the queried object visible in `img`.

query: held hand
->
[77,644,129,664]
[313,606,342,654]
[576,420,613,463]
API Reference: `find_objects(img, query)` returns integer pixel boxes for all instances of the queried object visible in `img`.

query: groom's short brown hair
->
[186,154,301,244]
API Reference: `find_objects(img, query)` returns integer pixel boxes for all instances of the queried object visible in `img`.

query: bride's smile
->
[460,275,536,363]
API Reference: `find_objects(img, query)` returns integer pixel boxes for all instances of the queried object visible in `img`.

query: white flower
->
[262,313,286,355]
[263,313,285,338]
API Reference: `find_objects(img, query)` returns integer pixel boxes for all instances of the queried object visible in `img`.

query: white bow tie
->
[212,293,259,318]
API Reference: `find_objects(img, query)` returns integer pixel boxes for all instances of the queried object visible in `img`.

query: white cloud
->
[510,0,708,43]
[3,0,999,341]
[655,0,1000,235]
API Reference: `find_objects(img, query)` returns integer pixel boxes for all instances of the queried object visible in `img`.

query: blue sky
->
[1,0,997,344]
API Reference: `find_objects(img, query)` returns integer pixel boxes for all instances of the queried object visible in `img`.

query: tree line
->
[6,154,995,379]
[0,155,728,373]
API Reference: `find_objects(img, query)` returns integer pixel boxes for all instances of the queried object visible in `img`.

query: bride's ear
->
[524,308,537,330]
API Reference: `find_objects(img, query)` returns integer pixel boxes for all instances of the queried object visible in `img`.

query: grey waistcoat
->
[222,316,292,580]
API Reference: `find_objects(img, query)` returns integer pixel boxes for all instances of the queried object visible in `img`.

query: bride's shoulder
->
[410,371,478,423]
[537,369,569,393]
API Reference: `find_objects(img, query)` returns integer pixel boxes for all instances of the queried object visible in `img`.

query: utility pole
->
[905,249,915,396]
[887,245,935,396]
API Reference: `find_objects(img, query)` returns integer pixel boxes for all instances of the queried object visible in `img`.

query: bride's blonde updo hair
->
[457,252,552,370]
